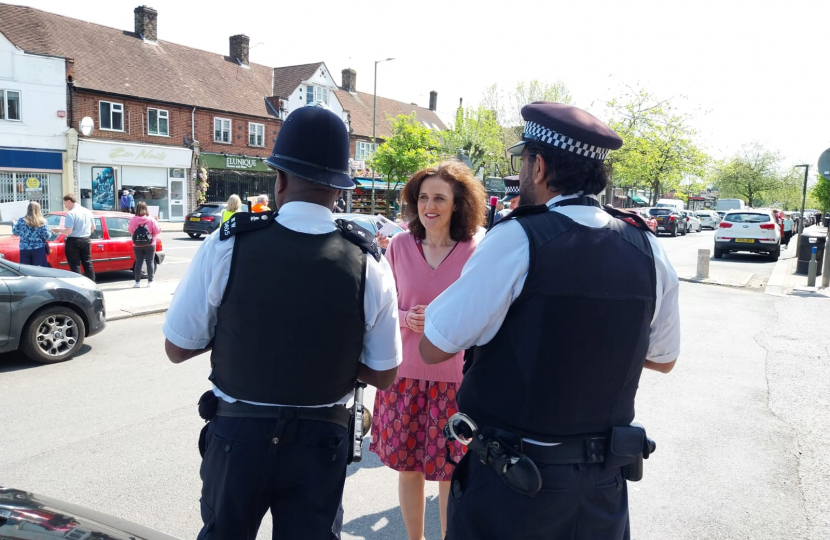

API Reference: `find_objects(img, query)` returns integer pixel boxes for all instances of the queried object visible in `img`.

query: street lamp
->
[795,164,810,250]
[371,57,395,214]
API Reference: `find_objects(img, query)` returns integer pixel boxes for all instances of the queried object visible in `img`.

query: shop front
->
[200,153,276,205]
[76,139,193,221]
[352,177,403,217]
[0,147,65,216]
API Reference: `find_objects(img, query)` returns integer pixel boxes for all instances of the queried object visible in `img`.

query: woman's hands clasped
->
[405,304,428,333]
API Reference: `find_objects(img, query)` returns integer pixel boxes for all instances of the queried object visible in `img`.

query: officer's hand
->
[376,232,390,250]
[406,305,427,333]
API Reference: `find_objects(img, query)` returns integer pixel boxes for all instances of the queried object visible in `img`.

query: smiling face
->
[417,176,456,236]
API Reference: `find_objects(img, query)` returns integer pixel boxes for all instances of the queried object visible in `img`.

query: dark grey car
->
[0,257,106,364]
[183,203,228,239]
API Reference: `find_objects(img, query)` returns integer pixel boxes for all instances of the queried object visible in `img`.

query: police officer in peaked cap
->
[164,106,402,539]
[419,102,681,539]
[494,175,521,225]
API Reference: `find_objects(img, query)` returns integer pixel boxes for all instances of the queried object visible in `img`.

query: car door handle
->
[97,244,105,250]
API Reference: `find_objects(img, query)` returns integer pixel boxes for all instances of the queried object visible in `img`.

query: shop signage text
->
[78,140,193,168]
[226,157,259,169]
[109,148,167,162]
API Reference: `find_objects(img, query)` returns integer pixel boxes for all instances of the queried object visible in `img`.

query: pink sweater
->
[386,231,478,383]
[127,215,161,246]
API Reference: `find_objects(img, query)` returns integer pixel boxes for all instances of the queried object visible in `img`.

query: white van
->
[656,199,685,213]
[716,198,746,212]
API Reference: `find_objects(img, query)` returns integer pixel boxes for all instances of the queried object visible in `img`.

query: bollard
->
[697,249,710,279]
[808,246,818,287]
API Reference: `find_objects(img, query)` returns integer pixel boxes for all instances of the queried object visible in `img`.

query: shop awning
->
[355,178,403,190]
[631,194,647,204]
[0,148,63,172]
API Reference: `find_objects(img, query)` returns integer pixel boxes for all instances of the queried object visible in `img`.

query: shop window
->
[356,141,377,161]
[249,123,265,147]
[0,90,21,121]
[306,85,329,105]
[214,118,231,143]
[148,108,169,136]
[100,101,124,131]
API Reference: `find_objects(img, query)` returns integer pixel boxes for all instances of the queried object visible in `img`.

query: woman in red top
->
[370,161,486,540]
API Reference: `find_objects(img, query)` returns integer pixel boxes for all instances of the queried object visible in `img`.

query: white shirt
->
[163,201,403,407]
[425,194,681,364]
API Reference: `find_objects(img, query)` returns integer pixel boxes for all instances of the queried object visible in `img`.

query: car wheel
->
[769,247,780,261]
[697,224,702,232]
[714,248,724,259]
[671,225,678,237]
[187,232,202,239]
[20,306,86,364]
[681,224,687,236]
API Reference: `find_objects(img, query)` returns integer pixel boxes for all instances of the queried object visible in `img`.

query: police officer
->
[419,102,680,539]
[494,176,520,224]
[163,106,402,539]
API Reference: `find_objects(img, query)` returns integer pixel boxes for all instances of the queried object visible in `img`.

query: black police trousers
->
[197,415,348,540]
[446,453,630,540]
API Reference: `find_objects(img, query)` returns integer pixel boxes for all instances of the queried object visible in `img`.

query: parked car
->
[183,203,230,238]
[0,486,180,539]
[696,210,721,229]
[681,211,702,233]
[648,208,687,236]
[0,211,165,277]
[0,257,106,363]
[623,209,658,233]
[714,209,781,260]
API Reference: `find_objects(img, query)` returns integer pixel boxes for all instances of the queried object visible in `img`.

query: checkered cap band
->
[523,121,610,161]
[505,183,520,195]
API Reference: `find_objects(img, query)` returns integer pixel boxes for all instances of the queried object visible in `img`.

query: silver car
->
[681,211,702,233]
[696,210,721,230]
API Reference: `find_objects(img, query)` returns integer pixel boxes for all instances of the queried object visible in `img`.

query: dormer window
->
[306,85,329,105]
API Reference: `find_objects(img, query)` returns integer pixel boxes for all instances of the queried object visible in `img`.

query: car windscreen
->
[649,208,672,216]
[195,205,223,214]
[725,213,771,223]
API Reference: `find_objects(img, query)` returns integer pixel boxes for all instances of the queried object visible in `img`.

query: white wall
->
[283,63,346,124]
[0,34,68,151]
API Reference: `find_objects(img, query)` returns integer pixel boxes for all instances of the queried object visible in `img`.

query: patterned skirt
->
[369,377,466,481]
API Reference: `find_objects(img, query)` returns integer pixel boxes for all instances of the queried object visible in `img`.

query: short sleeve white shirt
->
[163,201,402,406]
[424,194,681,364]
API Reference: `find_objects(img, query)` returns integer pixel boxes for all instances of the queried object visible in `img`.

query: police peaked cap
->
[264,107,356,190]
[508,102,623,162]
[502,175,520,202]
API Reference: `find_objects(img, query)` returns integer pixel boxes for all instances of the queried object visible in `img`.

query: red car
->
[622,209,658,233]
[0,211,165,277]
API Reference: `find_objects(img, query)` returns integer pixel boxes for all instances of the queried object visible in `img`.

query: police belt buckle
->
[446,413,543,497]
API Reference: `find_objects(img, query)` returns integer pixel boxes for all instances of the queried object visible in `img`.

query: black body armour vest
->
[458,203,657,442]
[210,218,367,406]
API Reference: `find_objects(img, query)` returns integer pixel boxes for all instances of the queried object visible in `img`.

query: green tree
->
[606,88,708,205]
[440,105,507,177]
[813,174,830,212]
[368,113,438,216]
[712,143,784,207]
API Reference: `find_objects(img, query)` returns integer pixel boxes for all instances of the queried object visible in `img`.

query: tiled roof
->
[271,62,323,98]
[335,89,446,140]
[0,3,275,118]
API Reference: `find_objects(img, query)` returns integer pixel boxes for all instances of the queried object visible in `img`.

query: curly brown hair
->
[402,161,486,242]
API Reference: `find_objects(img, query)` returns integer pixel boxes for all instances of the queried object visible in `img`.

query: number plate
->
[735,238,755,243]
[190,217,201,222]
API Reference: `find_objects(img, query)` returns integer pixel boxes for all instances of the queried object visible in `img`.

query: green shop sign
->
[200,153,272,172]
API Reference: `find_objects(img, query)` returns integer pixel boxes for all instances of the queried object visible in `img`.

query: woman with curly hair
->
[369,160,486,540]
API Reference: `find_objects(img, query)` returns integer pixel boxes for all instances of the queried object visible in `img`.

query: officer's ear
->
[531,153,548,187]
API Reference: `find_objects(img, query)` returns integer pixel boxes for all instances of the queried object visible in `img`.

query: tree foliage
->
[712,143,788,207]
[606,88,708,204]
[812,174,830,212]
[440,105,506,177]
[368,113,438,215]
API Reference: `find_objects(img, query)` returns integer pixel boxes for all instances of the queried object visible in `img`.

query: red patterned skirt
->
[369,377,466,481]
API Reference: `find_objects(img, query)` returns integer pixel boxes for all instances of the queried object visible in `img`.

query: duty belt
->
[215,400,351,429]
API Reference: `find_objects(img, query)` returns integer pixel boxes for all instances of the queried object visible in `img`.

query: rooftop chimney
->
[134,6,158,42]
[429,90,438,112]
[229,34,250,66]
[341,68,357,92]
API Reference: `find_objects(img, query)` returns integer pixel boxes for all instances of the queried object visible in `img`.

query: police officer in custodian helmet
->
[164,106,402,539]
[419,102,681,539]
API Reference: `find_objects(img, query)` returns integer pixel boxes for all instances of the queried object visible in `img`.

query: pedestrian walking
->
[221,194,241,224]
[129,189,137,213]
[12,201,50,267]
[369,161,486,540]
[420,102,681,540]
[120,189,134,213]
[51,194,96,280]
[251,194,271,213]
[163,106,402,540]
[128,201,161,288]
[494,176,521,224]
[783,212,793,245]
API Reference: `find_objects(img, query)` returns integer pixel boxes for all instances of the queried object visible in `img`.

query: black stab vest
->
[458,209,657,442]
[210,220,366,405]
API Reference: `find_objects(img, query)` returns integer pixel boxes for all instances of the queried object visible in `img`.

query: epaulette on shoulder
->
[335,219,382,262]
[603,205,654,234]
[219,211,275,241]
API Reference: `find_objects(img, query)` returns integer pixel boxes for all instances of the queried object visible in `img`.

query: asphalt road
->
[2,283,828,539]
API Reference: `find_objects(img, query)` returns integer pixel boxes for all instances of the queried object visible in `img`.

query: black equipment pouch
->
[473,426,542,497]
[198,390,218,421]
[347,382,368,465]
[607,423,657,482]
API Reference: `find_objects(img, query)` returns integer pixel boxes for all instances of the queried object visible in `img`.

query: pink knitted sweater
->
[385,231,478,383]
